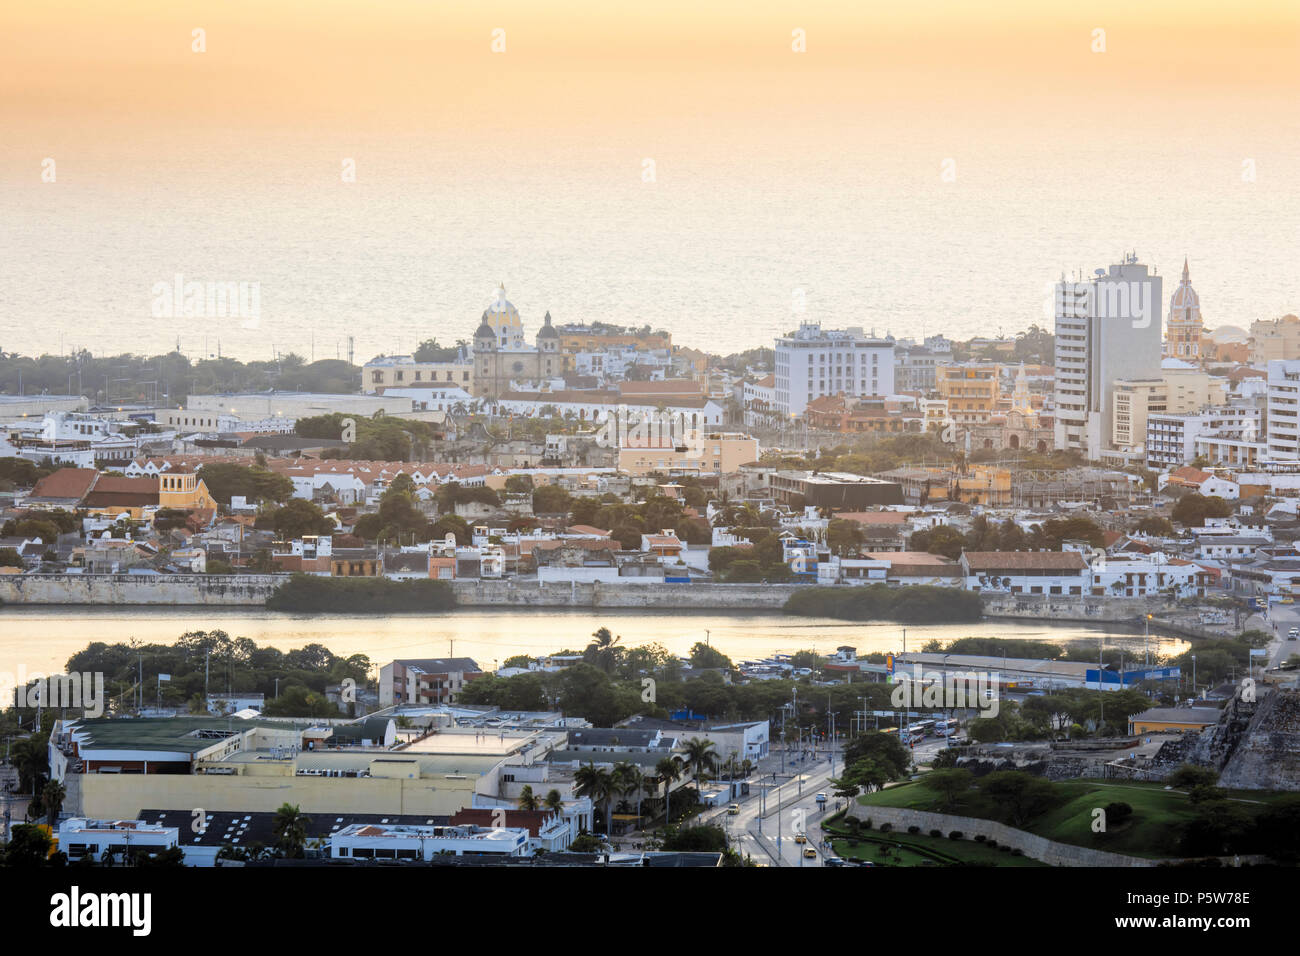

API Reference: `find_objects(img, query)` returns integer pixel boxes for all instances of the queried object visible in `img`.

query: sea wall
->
[981,593,1166,624]
[0,573,282,606]
[845,802,1158,867]
[0,573,798,609]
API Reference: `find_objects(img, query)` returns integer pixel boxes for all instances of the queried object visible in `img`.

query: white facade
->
[1267,360,1300,462]
[774,321,895,417]
[59,818,179,862]
[330,823,530,860]
[1146,404,1263,470]
[1054,256,1163,458]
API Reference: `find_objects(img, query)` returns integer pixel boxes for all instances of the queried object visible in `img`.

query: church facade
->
[472,285,570,398]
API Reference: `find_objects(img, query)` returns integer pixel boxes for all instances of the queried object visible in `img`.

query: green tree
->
[272,803,310,858]
[270,498,335,539]
[1171,493,1233,528]
[681,737,720,801]
[920,768,972,809]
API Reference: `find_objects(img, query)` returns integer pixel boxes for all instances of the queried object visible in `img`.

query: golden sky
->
[3,0,1296,146]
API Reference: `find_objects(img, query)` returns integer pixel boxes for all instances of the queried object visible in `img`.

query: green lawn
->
[856,778,1281,860]
[820,814,1047,867]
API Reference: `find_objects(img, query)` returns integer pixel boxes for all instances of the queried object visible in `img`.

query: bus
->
[934,719,959,737]
[907,720,936,738]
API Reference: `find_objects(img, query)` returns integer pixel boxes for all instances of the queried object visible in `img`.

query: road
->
[700,752,847,867]
[1249,606,1300,676]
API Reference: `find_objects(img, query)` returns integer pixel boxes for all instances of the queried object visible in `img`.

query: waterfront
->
[0,606,1189,679]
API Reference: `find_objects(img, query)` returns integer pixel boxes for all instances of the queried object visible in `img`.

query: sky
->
[1,1,1297,360]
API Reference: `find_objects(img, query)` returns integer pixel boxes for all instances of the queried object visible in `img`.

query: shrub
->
[948,831,963,840]
[879,822,892,833]
[862,819,872,830]
[1010,848,1023,856]
[930,829,943,838]
[907,825,920,834]
[783,583,982,624]
[1104,801,1134,826]
[974,834,986,843]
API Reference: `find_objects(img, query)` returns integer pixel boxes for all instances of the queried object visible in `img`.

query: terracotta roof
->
[961,551,1088,571]
[27,468,98,502]
[837,511,906,525]
[1168,466,1211,485]
[449,808,562,837]
[565,524,611,537]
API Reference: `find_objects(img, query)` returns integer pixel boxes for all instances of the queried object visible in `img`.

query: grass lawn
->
[857,778,1281,860]
[821,814,1046,867]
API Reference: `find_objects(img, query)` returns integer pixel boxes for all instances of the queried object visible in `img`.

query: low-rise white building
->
[330,823,529,860]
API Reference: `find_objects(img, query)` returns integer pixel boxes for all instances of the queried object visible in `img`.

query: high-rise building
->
[1165,259,1204,360]
[1053,254,1163,458]
[1266,360,1300,461]
[774,321,895,418]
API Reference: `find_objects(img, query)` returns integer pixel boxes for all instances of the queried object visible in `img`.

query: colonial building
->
[1164,258,1204,361]
[472,286,569,397]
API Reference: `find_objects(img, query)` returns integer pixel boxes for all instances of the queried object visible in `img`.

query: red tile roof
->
[961,551,1088,572]
[28,468,98,502]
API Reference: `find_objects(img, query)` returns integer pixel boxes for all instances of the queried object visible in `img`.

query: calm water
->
[3,137,1298,363]
[0,606,1188,678]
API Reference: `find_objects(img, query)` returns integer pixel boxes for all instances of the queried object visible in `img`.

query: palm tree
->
[572,763,613,833]
[654,756,682,823]
[517,784,539,811]
[42,779,66,827]
[272,803,310,859]
[682,738,720,802]
[611,760,643,827]
[585,627,623,674]
[544,789,564,813]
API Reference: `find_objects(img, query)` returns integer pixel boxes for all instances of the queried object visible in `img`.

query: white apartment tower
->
[1266,360,1300,461]
[1053,254,1164,459]
[775,321,895,417]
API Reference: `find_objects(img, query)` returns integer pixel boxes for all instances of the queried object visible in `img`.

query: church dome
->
[474,310,495,341]
[537,311,558,338]
[485,283,519,319]
[1168,258,1201,321]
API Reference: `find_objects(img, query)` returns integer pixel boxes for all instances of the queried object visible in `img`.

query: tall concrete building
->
[1053,254,1163,459]
[774,321,895,417]
[1266,360,1300,461]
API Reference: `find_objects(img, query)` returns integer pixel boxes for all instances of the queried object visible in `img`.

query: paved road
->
[1249,606,1300,678]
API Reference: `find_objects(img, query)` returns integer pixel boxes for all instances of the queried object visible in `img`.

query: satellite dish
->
[1093,268,1106,277]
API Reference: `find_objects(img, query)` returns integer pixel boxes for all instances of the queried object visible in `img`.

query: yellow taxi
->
[794,833,807,844]
[803,846,817,859]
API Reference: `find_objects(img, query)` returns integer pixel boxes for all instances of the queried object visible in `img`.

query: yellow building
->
[1128,708,1219,736]
[158,471,216,511]
[1112,379,1166,450]
[937,365,999,425]
[1112,367,1226,450]
[79,471,215,519]
[363,356,474,394]
[557,326,672,353]
[1249,314,1300,365]
[618,432,759,477]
